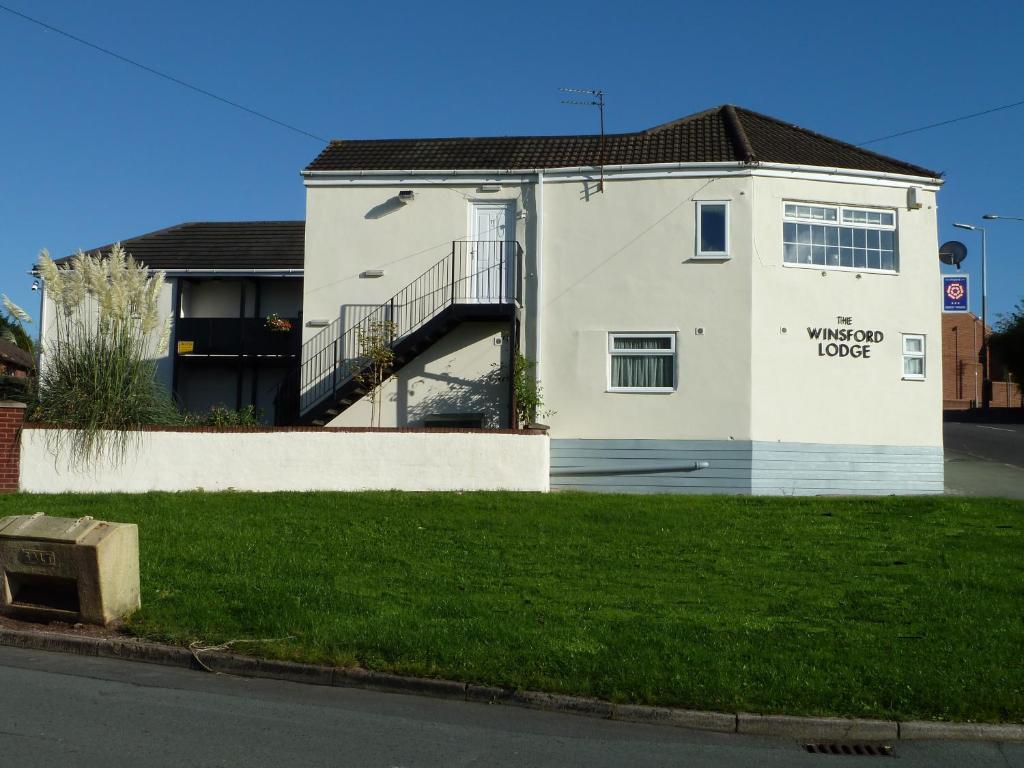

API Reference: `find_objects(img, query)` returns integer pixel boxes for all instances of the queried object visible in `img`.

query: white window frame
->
[695,201,730,259]
[607,332,677,393]
[902,334,926,381]
[782,200,898,274]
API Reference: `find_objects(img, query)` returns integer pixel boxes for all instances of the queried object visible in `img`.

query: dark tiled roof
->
[0,340,34,371]
[306,105,940,179]
[57,221,305,271]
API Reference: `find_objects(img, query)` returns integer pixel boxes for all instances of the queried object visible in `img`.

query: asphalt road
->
[944,421,1024,499]
[0,646,1020,767]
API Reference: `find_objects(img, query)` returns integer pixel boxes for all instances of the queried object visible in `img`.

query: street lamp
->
[952,222,989,409]
[982,214,1024,222]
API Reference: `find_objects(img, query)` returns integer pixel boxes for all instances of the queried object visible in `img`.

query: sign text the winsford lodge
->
[807,316,884,359]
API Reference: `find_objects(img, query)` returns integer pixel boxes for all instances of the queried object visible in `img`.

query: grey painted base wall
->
[550,439,944,495]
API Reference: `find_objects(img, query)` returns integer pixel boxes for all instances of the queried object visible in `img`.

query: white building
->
[41,221,304,423]
[39,105,944,494]
[297,105,944,494]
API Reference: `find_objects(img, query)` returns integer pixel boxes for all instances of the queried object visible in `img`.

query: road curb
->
[899,720,1024,742]
[737,712,897,741]
[1,627,1021,743]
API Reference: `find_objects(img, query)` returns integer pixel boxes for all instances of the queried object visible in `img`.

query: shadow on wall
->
[365,197,407,220]
[393,366,505,428]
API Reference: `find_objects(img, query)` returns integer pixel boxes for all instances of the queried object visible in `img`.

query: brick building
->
[942,312,1021,410]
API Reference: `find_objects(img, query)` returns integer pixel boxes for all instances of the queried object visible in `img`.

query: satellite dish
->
[939,240,968,270]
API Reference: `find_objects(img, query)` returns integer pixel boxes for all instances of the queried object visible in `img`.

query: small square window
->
[902,334,925,380]
[696,201,729,258]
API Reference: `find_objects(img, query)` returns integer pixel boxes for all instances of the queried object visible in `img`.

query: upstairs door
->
[469,202,515,302]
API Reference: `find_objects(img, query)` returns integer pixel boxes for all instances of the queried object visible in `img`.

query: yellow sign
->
[176,340,194,354]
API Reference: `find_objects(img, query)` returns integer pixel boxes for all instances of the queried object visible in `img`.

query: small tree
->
[352,319,397,428]
[989,299,1024,395]
[35,245,177,465]
[512,354,552,427]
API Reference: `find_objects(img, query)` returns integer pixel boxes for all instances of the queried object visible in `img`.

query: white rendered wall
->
[20,428,549,493]
[538,175,754,440]
[180,280,245,318]
[329,321,510,428]
[303,182,533,428]
[302,183,531,346]
[179,278,302,318]
[304,169,942,451]
[748,177,943,447]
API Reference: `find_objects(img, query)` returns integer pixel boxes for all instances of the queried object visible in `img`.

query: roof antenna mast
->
[560,87,606,192]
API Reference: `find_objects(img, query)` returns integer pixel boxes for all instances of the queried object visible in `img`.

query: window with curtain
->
[608,334,676,392]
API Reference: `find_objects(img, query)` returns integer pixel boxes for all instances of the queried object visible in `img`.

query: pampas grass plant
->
[35,245,179,466]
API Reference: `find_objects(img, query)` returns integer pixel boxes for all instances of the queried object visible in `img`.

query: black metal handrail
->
[274,241,521,422]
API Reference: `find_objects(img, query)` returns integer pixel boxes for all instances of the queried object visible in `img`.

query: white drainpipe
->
[36,280,46,372]
[534,169,545,399]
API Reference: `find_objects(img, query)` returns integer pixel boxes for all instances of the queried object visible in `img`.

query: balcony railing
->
[175,317,301,358]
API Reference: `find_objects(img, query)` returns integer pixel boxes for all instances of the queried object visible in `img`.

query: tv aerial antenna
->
[560,87,606,192]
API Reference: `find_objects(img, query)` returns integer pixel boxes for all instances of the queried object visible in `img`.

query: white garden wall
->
[20,427,549,493]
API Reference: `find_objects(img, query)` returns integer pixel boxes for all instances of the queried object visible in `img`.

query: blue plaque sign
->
[942,275,969,313]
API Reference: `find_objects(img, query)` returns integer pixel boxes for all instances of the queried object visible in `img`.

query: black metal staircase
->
[274,241,522,426]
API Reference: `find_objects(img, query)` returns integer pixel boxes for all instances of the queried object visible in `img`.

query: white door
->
[469,202,515,302]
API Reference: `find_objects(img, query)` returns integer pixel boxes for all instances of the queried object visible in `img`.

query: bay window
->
[783,202,897,272]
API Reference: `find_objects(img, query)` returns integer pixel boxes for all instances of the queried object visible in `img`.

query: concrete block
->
[0,514,140,625]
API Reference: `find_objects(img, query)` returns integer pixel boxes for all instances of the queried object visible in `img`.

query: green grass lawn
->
[2,492,1022,722]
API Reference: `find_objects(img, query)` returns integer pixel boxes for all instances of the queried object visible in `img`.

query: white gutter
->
[750,162,942,187]
[161,269,303,277]
[302,160,942,187]
[301,161,745,178]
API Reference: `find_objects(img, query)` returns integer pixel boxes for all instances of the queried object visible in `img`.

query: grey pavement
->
[944,421,1024,499]
[0,645,1021,767]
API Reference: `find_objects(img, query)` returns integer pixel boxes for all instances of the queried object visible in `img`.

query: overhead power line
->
[0,3,328,143]
[859,98,1024,146]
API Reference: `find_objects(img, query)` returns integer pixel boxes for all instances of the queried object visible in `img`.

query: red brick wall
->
[942,313,1022,409]
[0,401,25,493]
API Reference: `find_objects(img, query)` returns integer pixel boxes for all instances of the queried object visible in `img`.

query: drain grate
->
[804,743,894,757]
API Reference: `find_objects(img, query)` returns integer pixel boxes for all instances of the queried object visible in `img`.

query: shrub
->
[34,246,178,465]
[183,404,263,427]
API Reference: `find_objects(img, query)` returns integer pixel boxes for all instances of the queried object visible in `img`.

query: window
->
[783,202,897,272]
[696,201,729,258]
[608,333,676,392]
[902,334,926,380]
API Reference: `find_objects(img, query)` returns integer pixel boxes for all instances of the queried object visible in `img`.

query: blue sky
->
[1,0,1022,331]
